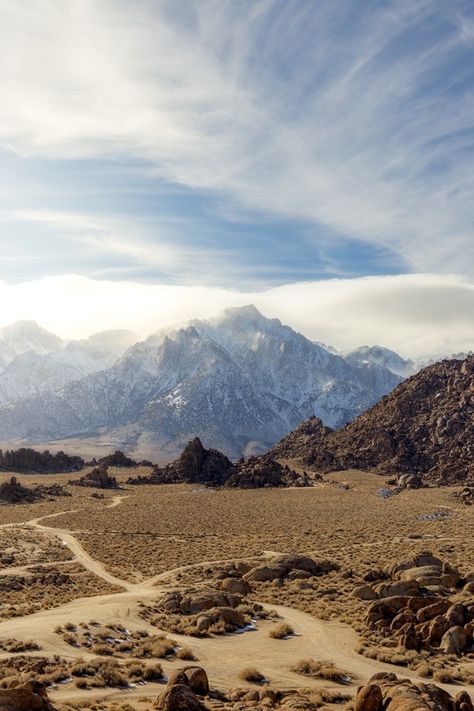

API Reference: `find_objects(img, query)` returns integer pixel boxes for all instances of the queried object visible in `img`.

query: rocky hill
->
[270,356,474,485]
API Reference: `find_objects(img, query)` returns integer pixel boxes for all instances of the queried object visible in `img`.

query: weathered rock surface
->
[354,673,471,711]
[361,552,473,656]
[244,555,338,583]
[0,680,56,711]
[70,462,118,489]
[0,447,83,474]
[269,356,474,485]
[127,437,314,489]
[128,437,233,486]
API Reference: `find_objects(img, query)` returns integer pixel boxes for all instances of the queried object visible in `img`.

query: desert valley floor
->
[0,465,472,711]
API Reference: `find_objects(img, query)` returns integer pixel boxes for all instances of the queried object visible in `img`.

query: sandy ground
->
[0,492,473,706]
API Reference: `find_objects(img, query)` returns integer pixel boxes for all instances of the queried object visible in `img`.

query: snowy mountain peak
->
[0,306,403,459]
[345,345,416,378]
[0,320,62,356]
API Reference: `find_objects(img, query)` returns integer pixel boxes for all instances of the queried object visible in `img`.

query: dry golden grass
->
[0,562,121,620]
[291,659,351,683]
[0,465,472,707]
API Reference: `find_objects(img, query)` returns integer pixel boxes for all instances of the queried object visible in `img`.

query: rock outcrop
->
[354,673,472,711]
[0,448,83,474]
[224,455,314,489]
[95,450,138,467]
[69,462,118,489]
[270,356,474,485]
[127,437,313,489]
[360,552,473,656]
[128,438,233,487]
[0,477,70,504]
[0,680,56,711]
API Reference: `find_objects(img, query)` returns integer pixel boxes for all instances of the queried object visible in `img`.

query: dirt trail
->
[0,505,472,704]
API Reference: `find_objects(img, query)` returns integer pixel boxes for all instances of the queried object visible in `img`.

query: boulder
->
[353,585,378,601]
[0,681,55,711]
[159,684,202,711]
[180,666,209,695]
[374,580,421,599]
[179,591,241,613]
[354,684,383,711]
[445,603,466,627]
[221,577,252,595]
[244,565,287,583]
[440,626,468,655]
[455,691,474,711]
[359,672,459,711]
[416,599,451,622]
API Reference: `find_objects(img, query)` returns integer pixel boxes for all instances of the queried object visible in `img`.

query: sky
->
[0,0,473,357]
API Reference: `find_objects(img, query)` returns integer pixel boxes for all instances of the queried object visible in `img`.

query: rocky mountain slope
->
[0,307,401,459]
[0,321,137,404]
[271,355,474,484]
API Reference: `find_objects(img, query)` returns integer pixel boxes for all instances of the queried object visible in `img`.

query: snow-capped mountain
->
[344,345,416,378]
[0,321,62,370]
[0,322,137,404]
[0,307,401,459]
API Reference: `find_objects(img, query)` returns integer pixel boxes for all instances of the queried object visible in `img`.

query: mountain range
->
[0,306,466,460]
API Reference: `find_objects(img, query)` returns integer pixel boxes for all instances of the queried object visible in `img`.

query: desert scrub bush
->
[0,639,41,653]
[291,659,351,683]
[268,622,294,639]
[91,643,114,656]
[124,660,163,682]
[176,646,195,660]
[62,632,78,646]
[239,667,267,683]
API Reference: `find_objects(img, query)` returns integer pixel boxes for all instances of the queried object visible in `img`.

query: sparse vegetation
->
[268,622,294,639]
[291,659,351,683]
[239,666,267,683]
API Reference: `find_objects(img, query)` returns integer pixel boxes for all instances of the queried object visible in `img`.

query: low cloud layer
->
[1,274,472,359]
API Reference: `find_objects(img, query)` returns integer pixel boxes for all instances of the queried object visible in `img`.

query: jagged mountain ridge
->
[345,345,416,378]
[270,355,474,484]
[0,322,138,404]
[0,307,401,459]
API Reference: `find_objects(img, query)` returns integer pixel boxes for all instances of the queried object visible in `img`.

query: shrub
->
[239,667,266,683]
[291,658,350,683]
[269,622,294,639]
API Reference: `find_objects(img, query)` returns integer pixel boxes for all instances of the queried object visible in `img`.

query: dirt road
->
[0,504,472,704]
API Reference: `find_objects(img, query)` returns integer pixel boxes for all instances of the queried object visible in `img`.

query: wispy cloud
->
[0,0,473,277]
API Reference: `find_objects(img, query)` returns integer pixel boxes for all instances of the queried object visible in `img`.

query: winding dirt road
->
[0,502,472,704]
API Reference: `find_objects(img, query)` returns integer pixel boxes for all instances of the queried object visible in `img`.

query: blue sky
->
[0,0,473,354]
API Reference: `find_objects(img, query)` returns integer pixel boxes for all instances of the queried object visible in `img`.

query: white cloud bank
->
[0,274,472,359]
